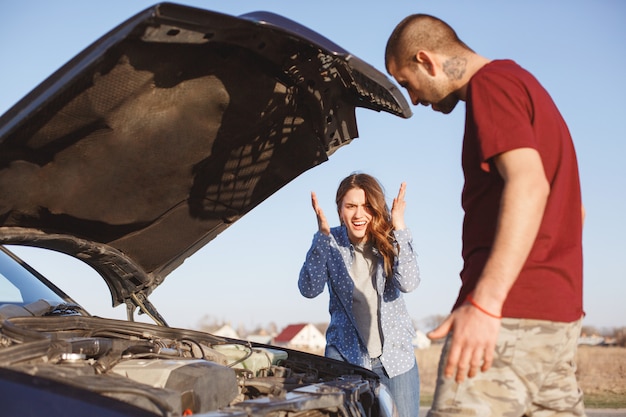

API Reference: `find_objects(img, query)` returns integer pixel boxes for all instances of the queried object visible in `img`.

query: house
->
[274,323,326,351]
[246,328,273,345]
[247,333,273,344]
[212,323,240,339]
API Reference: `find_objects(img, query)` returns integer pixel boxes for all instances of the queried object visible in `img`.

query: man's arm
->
[472,147,550,325]
[428,147,550,382]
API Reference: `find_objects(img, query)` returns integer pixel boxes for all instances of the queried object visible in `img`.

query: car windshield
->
[0,247,68,307]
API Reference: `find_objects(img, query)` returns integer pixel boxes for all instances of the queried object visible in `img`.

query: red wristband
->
[466,294,502,319]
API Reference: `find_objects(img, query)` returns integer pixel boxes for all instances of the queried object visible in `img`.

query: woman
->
[298,172,421,417]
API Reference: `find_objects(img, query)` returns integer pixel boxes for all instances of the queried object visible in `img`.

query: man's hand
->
[427,303,500,383]
[311,192,330,235]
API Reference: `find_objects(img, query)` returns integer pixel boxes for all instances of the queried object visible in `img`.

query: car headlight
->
[376,382,398,417]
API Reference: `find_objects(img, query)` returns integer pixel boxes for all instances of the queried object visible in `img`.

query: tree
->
[419,314,448,333]
[614,327,626,347]
[581,325,600,337]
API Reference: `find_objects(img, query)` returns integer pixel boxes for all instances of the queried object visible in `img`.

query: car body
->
[0,3,410,416]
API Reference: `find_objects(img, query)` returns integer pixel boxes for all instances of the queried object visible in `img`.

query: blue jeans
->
[325,346,420,417]
[371,356,420,417]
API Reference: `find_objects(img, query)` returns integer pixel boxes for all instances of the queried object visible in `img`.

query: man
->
[385,14,585,417]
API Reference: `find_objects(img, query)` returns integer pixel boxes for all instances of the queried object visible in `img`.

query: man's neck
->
[458,55,491,101]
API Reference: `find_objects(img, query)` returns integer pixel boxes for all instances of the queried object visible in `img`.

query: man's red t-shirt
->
[457,60,583,322]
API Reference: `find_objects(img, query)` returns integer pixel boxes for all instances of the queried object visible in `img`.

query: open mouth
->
[352,220,367,229]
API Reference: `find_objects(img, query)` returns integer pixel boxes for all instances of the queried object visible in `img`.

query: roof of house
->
[274,323,308,343]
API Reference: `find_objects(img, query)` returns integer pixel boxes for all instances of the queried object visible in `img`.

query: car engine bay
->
[0,300,387,417]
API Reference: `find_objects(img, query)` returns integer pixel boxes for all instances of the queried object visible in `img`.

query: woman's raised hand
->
[391,182,407,230]
[311,192,330,235]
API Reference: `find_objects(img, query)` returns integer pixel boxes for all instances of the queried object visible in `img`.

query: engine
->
[0,314,388,417]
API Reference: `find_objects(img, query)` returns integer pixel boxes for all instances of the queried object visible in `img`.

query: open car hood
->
[0,3,411,316]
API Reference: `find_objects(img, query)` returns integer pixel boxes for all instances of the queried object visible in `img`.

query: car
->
[0,3,411,416]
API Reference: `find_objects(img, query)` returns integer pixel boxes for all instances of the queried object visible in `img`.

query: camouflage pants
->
[427,318,586,417]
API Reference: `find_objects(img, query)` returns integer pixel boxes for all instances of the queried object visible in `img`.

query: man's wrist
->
[465,294,502,319]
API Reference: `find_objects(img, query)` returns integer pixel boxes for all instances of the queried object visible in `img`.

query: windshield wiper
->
[22,299,87,317]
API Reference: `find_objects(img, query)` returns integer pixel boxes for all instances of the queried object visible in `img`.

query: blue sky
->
[1,1,625,332]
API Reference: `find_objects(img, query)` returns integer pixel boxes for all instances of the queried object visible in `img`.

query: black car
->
[0,3,411,416]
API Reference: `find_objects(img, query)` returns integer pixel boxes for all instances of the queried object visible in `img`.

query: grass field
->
[415,344,626,408]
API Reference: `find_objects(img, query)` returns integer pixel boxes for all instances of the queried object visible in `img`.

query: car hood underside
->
[0,3,410,312]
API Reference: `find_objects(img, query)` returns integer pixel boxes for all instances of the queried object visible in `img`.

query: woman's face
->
[339,187,372,245]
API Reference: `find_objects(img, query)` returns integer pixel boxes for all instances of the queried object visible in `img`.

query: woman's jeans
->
[325,345,420,417]
[371,357,420,417]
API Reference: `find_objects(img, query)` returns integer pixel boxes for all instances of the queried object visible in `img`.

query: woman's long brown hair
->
[336,173,396,278]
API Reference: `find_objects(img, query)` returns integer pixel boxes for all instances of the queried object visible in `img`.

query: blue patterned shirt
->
[298,225,420,377]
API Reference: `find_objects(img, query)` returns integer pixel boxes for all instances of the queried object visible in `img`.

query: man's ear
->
[416,50,437,76]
